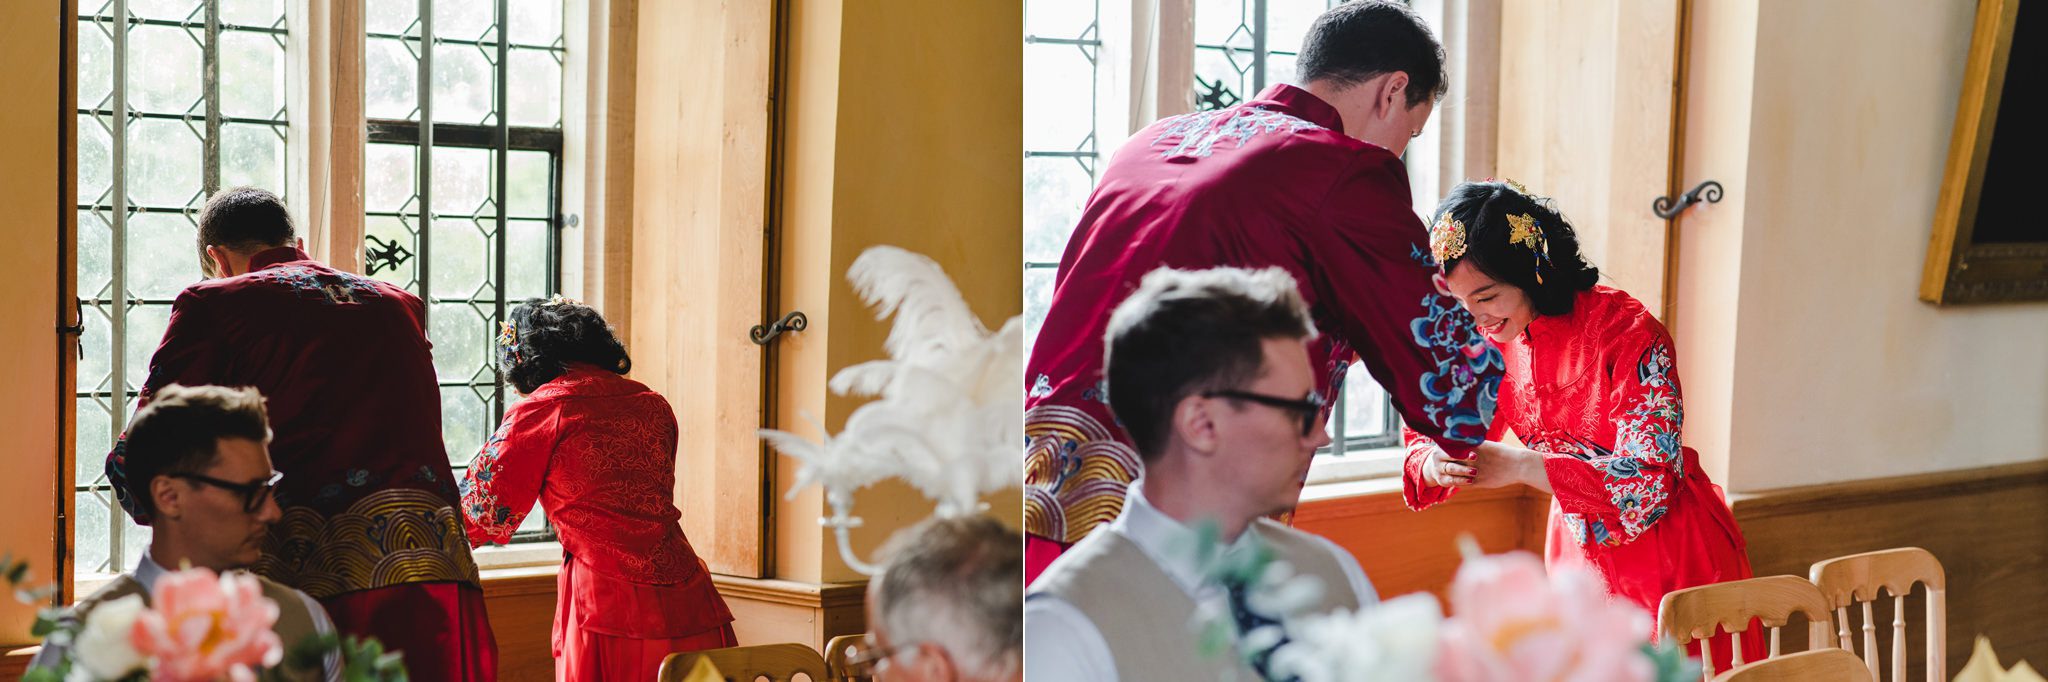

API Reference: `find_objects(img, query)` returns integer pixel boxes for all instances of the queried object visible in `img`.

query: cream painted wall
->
[774,0,1023,584]
[0,1,63,644]
[1675,0,2048,493]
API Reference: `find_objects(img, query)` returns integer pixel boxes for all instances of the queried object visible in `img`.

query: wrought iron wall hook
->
[750,311,809,346]
[1652,180,1726,219]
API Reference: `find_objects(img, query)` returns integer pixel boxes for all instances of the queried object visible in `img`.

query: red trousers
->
[322,581,498,681]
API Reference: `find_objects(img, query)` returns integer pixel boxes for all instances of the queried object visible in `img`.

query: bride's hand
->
[1425,447,1477,488]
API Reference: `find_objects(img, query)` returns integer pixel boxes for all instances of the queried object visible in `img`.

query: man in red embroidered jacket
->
[107,187,497,679]
[1023,1,1503,581]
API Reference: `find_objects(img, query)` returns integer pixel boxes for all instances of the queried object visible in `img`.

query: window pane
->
[126,24,203,114]
[431,146,491,215]
[429,302,489,382]
[79,209,114,298]
[124,305,173,390]
[77,303,113,393]
[365,0,420,36]
[506,219,550,301]
[79,115,113,204]
[130,0,200,22]
[79,20,113,108]
[1024,268,1055,361]
[366,37,421,120]
[433,0,494,41]
[1266,0,1325,54]
[221,0,285,28]
[220,123,286,192]
[1024,157,1089,264]
[1022,45,1095,152]
[440,386,488,466]
[126,212,201,300]
[366,143,419,213]
[1195,0,1247,45]
[77,397,114,485]
[507,48,562,127]
[75,490,112,574]
[220,30,286,120]
[431,40,495,125]
[429,216,492,299]
[1026,0,1095,39]
[508,0,561,47]
[126,119,203,208]
[1341,360,1389,438]
[506,150,550,219]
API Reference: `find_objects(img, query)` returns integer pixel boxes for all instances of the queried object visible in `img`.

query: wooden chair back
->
[1714,648,1874,682]
[1660,575,1837,682]
[823,634,872,682]
[1809,547,1947,682]
[656,643,829,682]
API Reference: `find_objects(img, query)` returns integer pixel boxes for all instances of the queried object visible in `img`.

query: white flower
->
[1271,593,1445,682]
[73,593,148,681]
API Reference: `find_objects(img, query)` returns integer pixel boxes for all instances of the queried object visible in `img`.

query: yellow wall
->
[775,0,1023,584]
[1674,0,2048,492]
[0,1,63,644]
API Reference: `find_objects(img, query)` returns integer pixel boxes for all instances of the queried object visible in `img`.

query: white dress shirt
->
[1023,481,1378,681]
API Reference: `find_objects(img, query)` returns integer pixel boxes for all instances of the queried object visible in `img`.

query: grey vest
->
[1030,518,1363,682]
[58,572,323,681]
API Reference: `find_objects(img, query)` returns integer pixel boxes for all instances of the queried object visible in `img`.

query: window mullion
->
[106,0,131,574]
[202,0,220,196]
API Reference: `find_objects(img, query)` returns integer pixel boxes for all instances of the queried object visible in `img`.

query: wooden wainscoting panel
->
[715,575,868,650]
[1294,483,1546,601]
[1731,460,2048,680]
[477,570,866,681]
[480,567,561,682]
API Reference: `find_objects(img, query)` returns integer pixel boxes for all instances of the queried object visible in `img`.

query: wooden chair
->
[823,633,872,682]
[1714,648,1874,682]
[1809,547,1947,682]
[1659,575,1837,682]
[656,643,829,682]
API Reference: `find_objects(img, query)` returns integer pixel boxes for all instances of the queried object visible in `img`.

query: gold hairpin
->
[1429,214,1468,263]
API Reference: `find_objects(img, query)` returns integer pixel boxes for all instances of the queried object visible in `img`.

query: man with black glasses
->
[33,384,340,681]
[1025,267,1379,682]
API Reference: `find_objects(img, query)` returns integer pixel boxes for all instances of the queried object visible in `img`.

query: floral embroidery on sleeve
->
[1553,340,1682,547]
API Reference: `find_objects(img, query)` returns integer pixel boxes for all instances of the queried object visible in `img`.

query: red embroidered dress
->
[1403,286,1760,661]
[107,246,495,680]
[461,364,734,679]
[1024,84,1503,579]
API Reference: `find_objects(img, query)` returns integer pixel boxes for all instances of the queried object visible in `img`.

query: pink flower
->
[1437,550,1654,682]
[128,567,283,682]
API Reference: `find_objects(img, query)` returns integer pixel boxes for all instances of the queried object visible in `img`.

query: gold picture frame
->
[1921,0,2045,304]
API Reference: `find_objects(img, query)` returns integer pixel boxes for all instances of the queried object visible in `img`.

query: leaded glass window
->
[73,0,292,576]
[1022,0,1103,364]
[363,0,566,542]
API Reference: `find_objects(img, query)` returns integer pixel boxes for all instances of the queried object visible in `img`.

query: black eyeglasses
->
[168,470,283,513]
[1203,389,1327,437]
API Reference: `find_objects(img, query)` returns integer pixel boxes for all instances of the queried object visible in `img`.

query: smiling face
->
[1443,260,1537,344]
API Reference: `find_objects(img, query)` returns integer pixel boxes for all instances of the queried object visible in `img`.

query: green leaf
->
[21,667,65,682]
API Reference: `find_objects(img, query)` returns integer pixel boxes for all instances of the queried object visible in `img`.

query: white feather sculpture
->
[759,245,1023,574]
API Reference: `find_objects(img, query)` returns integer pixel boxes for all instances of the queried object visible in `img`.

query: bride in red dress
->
[1401,180,1763,666]
[462,298,735,681]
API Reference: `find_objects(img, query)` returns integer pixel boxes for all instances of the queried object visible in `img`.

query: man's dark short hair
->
[1297,0,1449,107]
[1103,267,1317,461]
[121,384,271,519]
[198,187,296,253]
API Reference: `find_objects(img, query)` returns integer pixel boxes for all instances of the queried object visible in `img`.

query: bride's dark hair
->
[1433,180,1601,316]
